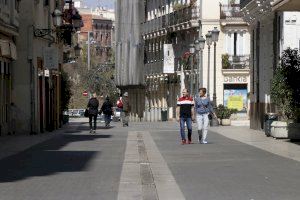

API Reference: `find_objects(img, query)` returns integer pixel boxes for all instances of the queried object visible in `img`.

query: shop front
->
[0,39,17,135]
[223,75,250,113]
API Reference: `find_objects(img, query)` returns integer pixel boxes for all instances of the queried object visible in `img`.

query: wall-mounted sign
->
[224,76,248,83]
[43,47,58,69]
[163,44,175,74]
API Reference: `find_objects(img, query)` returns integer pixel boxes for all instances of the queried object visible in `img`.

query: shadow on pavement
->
[77,126,115,131]
[0,134,111,183]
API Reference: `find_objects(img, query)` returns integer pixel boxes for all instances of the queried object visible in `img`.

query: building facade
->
[142,0,251,121]
[4,0,82,135]
[115,0,145,120]
[220,2,251,117]
[80,14,114,64]
[0,0,19,135]
[241,0,300,130]
[12,0,64,134]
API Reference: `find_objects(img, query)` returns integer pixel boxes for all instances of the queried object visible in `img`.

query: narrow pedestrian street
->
[1,120,300,200]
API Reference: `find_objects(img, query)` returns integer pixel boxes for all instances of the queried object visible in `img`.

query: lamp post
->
[211,27,220,107]
[211,27,220,127]
[189,44,195,96]
[87,31,95,70]
[205,31,212,97]
[74,44,82,57]
[194,36,206,91]
[52,8,63,27]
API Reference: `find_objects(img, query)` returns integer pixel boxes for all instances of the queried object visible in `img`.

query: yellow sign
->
[227,96,243,111]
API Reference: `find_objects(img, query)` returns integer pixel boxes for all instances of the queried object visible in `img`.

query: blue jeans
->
[180,117,192,141]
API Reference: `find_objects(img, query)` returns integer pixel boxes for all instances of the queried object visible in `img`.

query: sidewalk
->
[210,125,300,162]
[0,121,81,161]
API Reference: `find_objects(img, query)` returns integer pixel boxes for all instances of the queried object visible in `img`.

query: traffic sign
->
[83,91,88,96]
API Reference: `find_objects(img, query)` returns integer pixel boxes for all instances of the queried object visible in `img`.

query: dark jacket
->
[101,100,113,115]
[122,97,130,112]
[87,97,99,115]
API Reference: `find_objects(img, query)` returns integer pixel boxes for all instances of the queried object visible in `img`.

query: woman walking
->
[194,88,217,144]
[87,92,99,133]
[101,96,113,127]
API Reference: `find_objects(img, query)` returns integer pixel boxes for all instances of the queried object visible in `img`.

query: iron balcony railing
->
[240,0,252,8]
[220,4,244,19]
[142,6,198,35]
[222,55,250,69]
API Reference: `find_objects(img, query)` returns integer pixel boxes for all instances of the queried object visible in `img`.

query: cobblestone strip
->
[143,131,186,200]
[117,131,142,200]
[117,131,185,200]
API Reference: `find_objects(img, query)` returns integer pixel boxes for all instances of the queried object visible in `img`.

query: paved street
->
[1,120,300,200]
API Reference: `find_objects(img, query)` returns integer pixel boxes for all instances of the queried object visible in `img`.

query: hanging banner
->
[43,47,58,69]
[163,44,175,74]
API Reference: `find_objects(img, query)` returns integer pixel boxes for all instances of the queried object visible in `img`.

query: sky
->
[84,0,115,9]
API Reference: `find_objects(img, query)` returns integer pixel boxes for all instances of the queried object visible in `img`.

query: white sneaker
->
[90,129,93,134]
[201,141,208,144]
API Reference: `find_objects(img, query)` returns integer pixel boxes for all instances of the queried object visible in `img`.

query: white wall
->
[282,12,300,51]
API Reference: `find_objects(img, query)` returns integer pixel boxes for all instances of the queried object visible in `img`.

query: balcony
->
[240,0,252,8]
[222,54,250,70]
[142,6,199,36]
[220,4,244,20]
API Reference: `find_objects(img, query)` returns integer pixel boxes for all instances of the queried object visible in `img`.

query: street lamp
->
[72,11,83,29]
[211,27,220,127]
[205,31,212,97]
[74,44,82,57]
[52,8,63,27]
[189,44,195,96]
[211,27,220,108]
[194,36,205,90]
[211,27,220,43]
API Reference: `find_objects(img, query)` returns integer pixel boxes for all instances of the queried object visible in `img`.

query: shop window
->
[224,84,248,112]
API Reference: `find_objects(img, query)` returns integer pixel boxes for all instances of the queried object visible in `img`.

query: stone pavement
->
[0,119,300,200]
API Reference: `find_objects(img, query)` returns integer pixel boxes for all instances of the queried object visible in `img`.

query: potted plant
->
[270,48,300,139]
[222,54,230,69]
[173,3,188,12]
[215,105,237,126]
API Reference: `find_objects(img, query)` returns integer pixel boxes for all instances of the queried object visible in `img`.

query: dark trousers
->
[89,114,97,130]
[104,114,112,126]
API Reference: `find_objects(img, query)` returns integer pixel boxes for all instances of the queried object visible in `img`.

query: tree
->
[60,70,72,111]
[271,48,300,122]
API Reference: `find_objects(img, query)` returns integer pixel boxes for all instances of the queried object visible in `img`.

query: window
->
[15,0,20,11]
[44,0,49,6]
[234,32,237,56]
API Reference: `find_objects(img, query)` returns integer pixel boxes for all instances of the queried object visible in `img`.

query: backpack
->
[117,99,123,108]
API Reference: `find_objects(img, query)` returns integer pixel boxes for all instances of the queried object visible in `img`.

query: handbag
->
[84,109,89,117]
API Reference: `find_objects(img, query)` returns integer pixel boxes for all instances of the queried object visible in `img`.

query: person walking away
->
[194,88,217,144]
[121,92,130,127]
[101,96,113,127]
[87,92,99,133]
[176,89,195,145]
